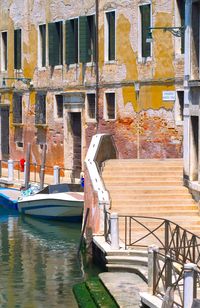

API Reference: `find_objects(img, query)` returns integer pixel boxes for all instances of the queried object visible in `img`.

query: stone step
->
[113,209,199,217]
[112,204,197,211]
[106,264,148,282]
[111,194,192,200]
[111,199,196,206]
[105,181,183,186]
[106,186,189,193]
[104,159,183,165]
[106,256,148,267]
[103,176,182,182]
[106,249,147,257]
[103,170,183,177]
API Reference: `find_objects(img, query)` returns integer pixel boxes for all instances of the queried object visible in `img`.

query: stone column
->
[8,159,14,181]
[53,165,60,184]
[184,263,197,308]
[110,212,119,250]
[148,245,159,294]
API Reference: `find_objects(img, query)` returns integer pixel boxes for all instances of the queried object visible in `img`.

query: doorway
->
[69,112,81,177]
[190,116,199,181]
[0,105,9,159]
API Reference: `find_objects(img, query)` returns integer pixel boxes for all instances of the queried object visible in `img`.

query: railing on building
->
[0,159,78,185]
[105,213,200,306]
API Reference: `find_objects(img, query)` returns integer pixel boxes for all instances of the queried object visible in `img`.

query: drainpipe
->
[95,0,99,132]
[183,0,192,181]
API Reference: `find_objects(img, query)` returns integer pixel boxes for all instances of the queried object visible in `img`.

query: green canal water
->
[0,207,100,308]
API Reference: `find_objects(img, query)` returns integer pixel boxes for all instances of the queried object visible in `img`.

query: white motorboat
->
[17,184,84,222]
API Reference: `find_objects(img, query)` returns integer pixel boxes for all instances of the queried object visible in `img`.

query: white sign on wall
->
[162,91,176,101]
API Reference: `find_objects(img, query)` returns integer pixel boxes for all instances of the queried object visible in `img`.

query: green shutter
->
[141,5,151,58]
[79,16,90,63]
[14,29,21,69]
[90,15,96,62]
[41,25,46,67]
[48,22,61,66]
[108,12,115,61]
[13,94,22,124]
[66,19,78,65]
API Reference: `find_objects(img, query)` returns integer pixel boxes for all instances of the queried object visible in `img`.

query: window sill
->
[52,65,63,70]
[67,63,79,69]
[86,118,97,123]
[14,69,23,73]
[104,118,116,122]
[174,54,184,60]
[38,66,47,71]
[137,56,152,64]
[13,123,23,127]
[104,60,117,65]
[35,123,48,128]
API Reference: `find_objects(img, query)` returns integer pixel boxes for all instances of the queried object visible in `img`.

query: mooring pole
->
[40,144,47,191]
[25,143,31,190]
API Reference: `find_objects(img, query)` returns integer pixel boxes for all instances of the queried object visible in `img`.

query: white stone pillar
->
[23,162,27,184]
[110,212,119,250]
[184,263,197,308]
[148,245,159,294]
[8,159,14,181]
[53,165,60,184]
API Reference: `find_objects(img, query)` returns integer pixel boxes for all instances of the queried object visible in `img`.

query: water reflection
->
[0,208,86,308]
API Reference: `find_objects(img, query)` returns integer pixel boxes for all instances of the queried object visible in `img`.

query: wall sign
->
[162,91,176,101]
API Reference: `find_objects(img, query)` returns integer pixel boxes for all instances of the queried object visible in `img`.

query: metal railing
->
[105,212,200,306]
[0,159,78,185]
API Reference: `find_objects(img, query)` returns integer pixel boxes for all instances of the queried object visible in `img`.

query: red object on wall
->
[20,158,25,172]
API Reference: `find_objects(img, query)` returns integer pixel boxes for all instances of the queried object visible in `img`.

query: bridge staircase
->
[101,159,200,274]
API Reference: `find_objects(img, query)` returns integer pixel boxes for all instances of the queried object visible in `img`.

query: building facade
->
[0,0,184,182]
[183,0,200,197]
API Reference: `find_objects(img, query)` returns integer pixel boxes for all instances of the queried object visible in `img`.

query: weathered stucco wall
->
[0,0,184,234]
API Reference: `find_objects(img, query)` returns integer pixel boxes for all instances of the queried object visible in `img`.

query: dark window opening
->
[14,29,22,69]
[177,91,184,122]
[56,95,63,118]
[106,93,115,119]
[35,93,46,124]
[66,18,78,65]
[48,21,63,66]
[79,15,96,63]
[13,94,22,124]
[1,32,7,71]
[87,93,96,119]
[140,4,151,58]
[106,11,115,61]
[39,24,46,67]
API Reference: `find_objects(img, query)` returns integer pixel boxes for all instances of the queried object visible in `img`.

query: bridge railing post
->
[148,245,159,294]
[8,159,14,181]
[110,212,119,250]
[184,263,197,308]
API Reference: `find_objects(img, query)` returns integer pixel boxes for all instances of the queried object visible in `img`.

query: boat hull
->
[18,192,84,222]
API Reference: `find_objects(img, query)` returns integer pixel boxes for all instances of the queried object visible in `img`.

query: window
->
[38,24,46,67]
[13,93,22,124]
[56,95,63,118]
[14,29,22,69]
[105,92,116,120]
[86,93,96,120]
[35,93,46,124]
[65,19,78,65]
[139,4,151,58]
[79,15,96,63]
[48,21,63,66]
[175,90,184,124]
[176,0,185,54]
[105,11,115,61]
[1,32,7,71]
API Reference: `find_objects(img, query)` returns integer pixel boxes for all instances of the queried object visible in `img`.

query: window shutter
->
[41,25,46,67]
[90,15,96,62]
[108,12,115,61]
[141,5,151,58]
[35,94,46,124]
[14,29,21,69]
[66,19,78,65]
[48,23,60,66]
[180,1,185,54]
[79,16,90,63]
[13,94,22,124]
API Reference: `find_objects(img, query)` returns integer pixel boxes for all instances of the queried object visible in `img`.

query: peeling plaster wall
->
[0,0,184,234]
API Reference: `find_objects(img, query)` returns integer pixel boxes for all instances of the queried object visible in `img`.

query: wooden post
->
[25,143,31,189]
[40,144,47,190]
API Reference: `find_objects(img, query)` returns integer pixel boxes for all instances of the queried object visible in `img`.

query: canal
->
[0,207,99,307]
